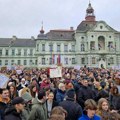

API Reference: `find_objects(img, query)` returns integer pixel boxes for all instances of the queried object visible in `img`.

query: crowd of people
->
[0,66,120,120]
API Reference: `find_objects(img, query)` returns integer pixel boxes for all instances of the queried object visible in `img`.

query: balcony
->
[90,49,116,54]
[98,50,107,54]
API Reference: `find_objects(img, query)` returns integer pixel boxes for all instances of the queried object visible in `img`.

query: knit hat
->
[21,92,32,102]
[12,97,26,105]
[66,89,75,98]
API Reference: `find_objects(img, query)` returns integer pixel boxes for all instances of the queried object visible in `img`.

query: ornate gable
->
[91,21,117,32]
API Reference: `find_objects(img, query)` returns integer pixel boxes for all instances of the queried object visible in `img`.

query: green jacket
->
[28,97,47,120]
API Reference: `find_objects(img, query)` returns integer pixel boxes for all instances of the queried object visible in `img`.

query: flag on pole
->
[55,55,57,64]
[52,54,55,64]
[57,54,61,64]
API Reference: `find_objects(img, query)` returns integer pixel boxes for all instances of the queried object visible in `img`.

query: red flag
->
[57,54,61,64]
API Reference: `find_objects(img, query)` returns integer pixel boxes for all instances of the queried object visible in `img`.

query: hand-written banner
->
[50,67,62,78]
[0,74,9,88]
[74,65,81,70]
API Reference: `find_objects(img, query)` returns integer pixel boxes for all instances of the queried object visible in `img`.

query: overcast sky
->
[0,0,120,38]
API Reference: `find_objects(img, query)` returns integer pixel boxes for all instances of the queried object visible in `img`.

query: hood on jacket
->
[32,97,46,105]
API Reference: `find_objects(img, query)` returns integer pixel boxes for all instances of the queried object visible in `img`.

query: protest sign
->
[50,67,62,78]
[0,74,9,88]
[16,69,22,75]
[74,65,81,70]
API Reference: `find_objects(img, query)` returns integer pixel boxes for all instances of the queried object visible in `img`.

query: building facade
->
[0,2,120,68]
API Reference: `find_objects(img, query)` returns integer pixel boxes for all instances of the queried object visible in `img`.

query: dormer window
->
[81,37,84,39]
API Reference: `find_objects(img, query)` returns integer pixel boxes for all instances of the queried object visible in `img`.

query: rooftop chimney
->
[31,36,35,40]
[70,27,74,30]
[12,35,17,41]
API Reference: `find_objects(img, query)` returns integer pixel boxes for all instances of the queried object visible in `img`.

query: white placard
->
[50,67,62,78]
[16,69,22,75]
[74,65,81,70]
[0,74,9,88]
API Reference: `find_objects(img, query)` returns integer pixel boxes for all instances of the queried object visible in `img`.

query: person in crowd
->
[97,98,110,119]
[77,78,95,109]
[50,106,67,119]
[116,96,120,114]
[9,74,19,86]
[94,79,109,101]
[40,78,51,90]
[45,87,51,99]
[18,87,31,97]
[59,89,82,120]
[4,97,25,120]
[108,112,120,120]
[46,92,58,118]
[0,88,10,120]
[49,114,65,120]
[78,99,101,120]
[29,84,38,102]
[107,80,115,92]
[97,98,119,120]
[17,78,27,91]
[64,81,74,90]
[109,85,120,110]
[56,83,66,103]
[30,78,40,92]
[8,85,18,102]
[28,90,47,120]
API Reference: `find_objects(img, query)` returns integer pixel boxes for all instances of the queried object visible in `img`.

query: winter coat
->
[56,89,66,103]
[109,94,120,110]
[40,80,50,89]
[0,95,10,120]
[4,107,22,120]
[78,111,101,120]
[77,86,95,108]
[46,100,58,118]
[28,97,47,120]
[59,97,82,120]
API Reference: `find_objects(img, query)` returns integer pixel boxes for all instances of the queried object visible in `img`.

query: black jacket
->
[59,97,82,120]
[0,102,9,120]
[4,106,22,120]
[77,86,95,109]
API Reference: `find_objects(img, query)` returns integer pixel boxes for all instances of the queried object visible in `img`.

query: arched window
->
[81,44,85,51]
[110,57,114,64]
[92,57,96,64]
[98,36,105,50]
[81,58,85,64]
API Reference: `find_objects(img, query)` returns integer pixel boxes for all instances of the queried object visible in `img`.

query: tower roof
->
[37,22,47,39]
[85,1,95,21]
[40,21,45,34]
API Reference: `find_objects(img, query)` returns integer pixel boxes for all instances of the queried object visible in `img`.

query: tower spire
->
[40,21,45,34]
[89,0,90,4]
[85,1,96,21]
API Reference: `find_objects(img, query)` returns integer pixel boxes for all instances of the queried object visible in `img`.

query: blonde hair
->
[20,87,30,96]
[97,98,109,111]
[58,83,65,89]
